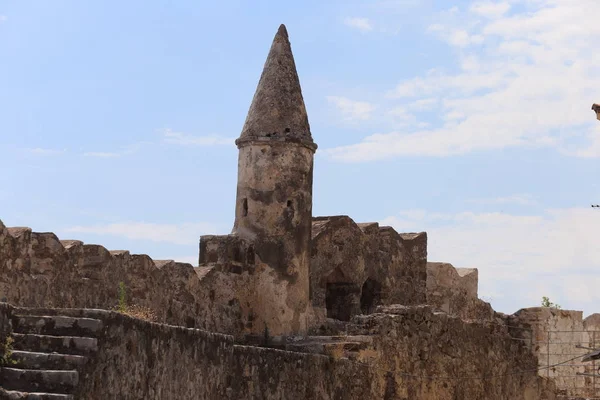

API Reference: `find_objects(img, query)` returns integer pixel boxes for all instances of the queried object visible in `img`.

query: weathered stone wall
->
[509,307,598,398]
[198,231,312,338]
[310,216,369,322]
[14,304,550,400]
[426,262,494,321]
[76,309,233,399]
[373,228,427,307]
[0,219,248,336]
[310,216,427,324]
[1,218,313,338]
[0,217,429,338]
[69,307,379,400]
[0,303,12,362]
[230,346,378,399]
[73,304,553,400]
[583,313,600,331]
[350,305,556,400]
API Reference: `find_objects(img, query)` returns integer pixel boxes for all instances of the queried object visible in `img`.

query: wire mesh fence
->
[536,330,600,399]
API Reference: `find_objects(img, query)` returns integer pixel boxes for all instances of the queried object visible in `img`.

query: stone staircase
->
[0,311,102,399]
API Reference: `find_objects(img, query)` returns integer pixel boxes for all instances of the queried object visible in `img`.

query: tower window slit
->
[242,198,248,217]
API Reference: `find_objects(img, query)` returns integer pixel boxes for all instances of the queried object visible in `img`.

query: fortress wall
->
[71,306,379,400]
[0,214,433,341]
[426,262,494,320]
[0,218,429,338]
[0,219,252,336]
[0,301,556,399]
[352,305,556,400]
[74,304,554,400]
[1,218,375,339]
[75,310,234,400]
[29,303,552,400]
[230,346,379,399]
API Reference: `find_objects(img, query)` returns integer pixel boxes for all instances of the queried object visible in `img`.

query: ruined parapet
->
[309,216,428,326]
[310,216,368,322]
[0,218,219,331]
[343,305,557,400]
[376,227,427,305]
[510,307,595,397]
[426,262,493,320]
[592,103,600,121]
[583,313,600,331]
[199,235,255,268]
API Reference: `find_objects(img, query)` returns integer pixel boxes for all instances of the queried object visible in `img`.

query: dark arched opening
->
[246,246,255,265]
[360,278,382,314]
[326,282,360,321]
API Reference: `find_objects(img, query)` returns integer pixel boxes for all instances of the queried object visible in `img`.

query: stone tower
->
[198,24,316,336]
[200,25,317,335]
[232,24,317,333]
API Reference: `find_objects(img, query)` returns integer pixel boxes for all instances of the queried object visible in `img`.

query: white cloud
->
[162,128,233,146]
[326,0,600,161]
[381,207,600,314]
[66,221,221,246]
[446,29,484,47]
[469,1,511,19]
[408,97,438,111]
[387,106,422,128]
[327,96,375,122]
[344,17,373,32]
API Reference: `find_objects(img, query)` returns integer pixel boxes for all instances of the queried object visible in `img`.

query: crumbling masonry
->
[0,25,576,399]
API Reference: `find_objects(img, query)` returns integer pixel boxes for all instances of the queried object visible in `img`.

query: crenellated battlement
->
[0,218,217,331]
[0,215,435,338]
[426,262,494,321]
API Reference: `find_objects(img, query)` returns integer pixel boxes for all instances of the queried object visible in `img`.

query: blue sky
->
[1,0,599,316]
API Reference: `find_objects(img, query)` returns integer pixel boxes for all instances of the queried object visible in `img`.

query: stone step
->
[12,334,97,356]
[0,387,73,399]
[286,340,370,355]
[12,315,103,338]
[12,308,109,321]
[0,368,78,395]
[10,351,87,371]
[292,335,373,343]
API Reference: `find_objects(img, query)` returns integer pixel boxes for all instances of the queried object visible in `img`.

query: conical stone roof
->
[236,25,316,149]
